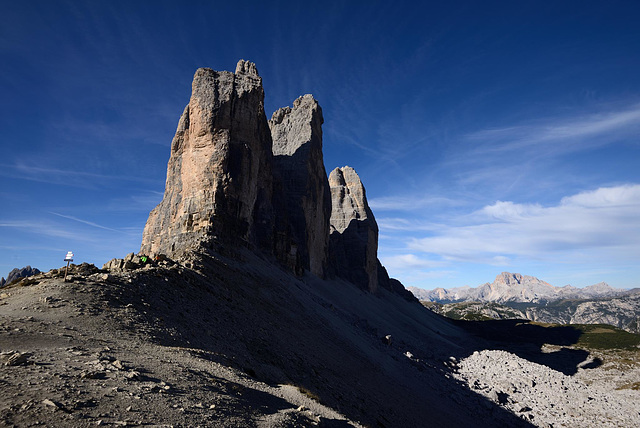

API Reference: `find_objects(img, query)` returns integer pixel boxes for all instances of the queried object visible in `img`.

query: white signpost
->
[64,251,74,282]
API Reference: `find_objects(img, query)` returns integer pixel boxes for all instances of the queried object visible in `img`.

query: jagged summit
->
[235,58,259,76]
[0,265,41,288]
[141,60,408,297]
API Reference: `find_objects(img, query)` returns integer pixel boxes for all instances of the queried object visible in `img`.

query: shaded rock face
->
[269,95,331,277]
[328,166,379,292]
[141,60,274,258]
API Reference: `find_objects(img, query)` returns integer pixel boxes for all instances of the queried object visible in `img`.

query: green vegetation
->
[571,324,640,350]
[460,312,493,321]
[616,381,640,390]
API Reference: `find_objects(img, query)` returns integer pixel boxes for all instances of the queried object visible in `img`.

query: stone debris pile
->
[453,349,640,427]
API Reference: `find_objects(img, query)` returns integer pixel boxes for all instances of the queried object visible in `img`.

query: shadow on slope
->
[452,319,602,375]
[108,249,533,427]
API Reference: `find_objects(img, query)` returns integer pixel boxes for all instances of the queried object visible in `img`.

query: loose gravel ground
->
[453,348,640,427]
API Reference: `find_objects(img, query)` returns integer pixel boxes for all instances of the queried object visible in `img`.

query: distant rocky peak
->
[494,272,524,286]
[413,272,625,304]
[1,265,40,288]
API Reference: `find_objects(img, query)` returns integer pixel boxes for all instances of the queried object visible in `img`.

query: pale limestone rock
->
[269,95,330,277]
[328,166,379,292]
[140,60,273,258]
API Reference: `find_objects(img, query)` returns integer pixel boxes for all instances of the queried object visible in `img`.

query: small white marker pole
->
[64,251,74,282]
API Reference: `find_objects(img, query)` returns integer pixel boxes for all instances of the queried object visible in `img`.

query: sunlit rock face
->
[328,166,379,292]
[141,60,274,258]
[269,94,331,277]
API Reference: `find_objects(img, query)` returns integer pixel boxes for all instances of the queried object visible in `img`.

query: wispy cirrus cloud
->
[380,253,447,270]
[0,219,91,241]
[369,194,462,211]
[464,104,640,158]
[48,212,122,232]
[1,163,161,189]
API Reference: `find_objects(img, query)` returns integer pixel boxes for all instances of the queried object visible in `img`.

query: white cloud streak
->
[48,212,122,232]
[0,163,161,188]
[369,195,462,211]
[464,104,640,158]
[407,184,640,263]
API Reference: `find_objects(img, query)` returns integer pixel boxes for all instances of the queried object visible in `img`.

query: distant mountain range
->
[410,272,640,334]
[408,272,626,304]
[0,265,40,288]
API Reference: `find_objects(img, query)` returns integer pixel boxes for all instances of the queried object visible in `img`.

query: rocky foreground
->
[2,259,639,427]
[1,255,528,427]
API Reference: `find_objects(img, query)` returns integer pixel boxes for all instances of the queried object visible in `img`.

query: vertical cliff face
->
[328,166,379,293]
[140,60,273,258]
[269,95,331,277]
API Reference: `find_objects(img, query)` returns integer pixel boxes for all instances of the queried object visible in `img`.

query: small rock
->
[80,370,106,379]
[42,399,60,409]
[111,360,125,370]
[2,351,30,366]
[125,371,141,380]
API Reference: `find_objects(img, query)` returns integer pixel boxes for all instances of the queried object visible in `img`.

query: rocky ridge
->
[1,266,41,288]
[410,272,626,304]
[416,273,639,333]
[424,295,640,334]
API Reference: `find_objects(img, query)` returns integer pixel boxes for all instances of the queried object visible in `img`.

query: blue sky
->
[1,1,639,290]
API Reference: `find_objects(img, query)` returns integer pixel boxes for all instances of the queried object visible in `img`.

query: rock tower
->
[140,60,274,257]
[141,60,413,300]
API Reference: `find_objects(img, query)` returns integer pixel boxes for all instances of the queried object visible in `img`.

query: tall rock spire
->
[139,60,413,300]
[140,60,273,258]
[328,166,379,292]
[269,95,331,277]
